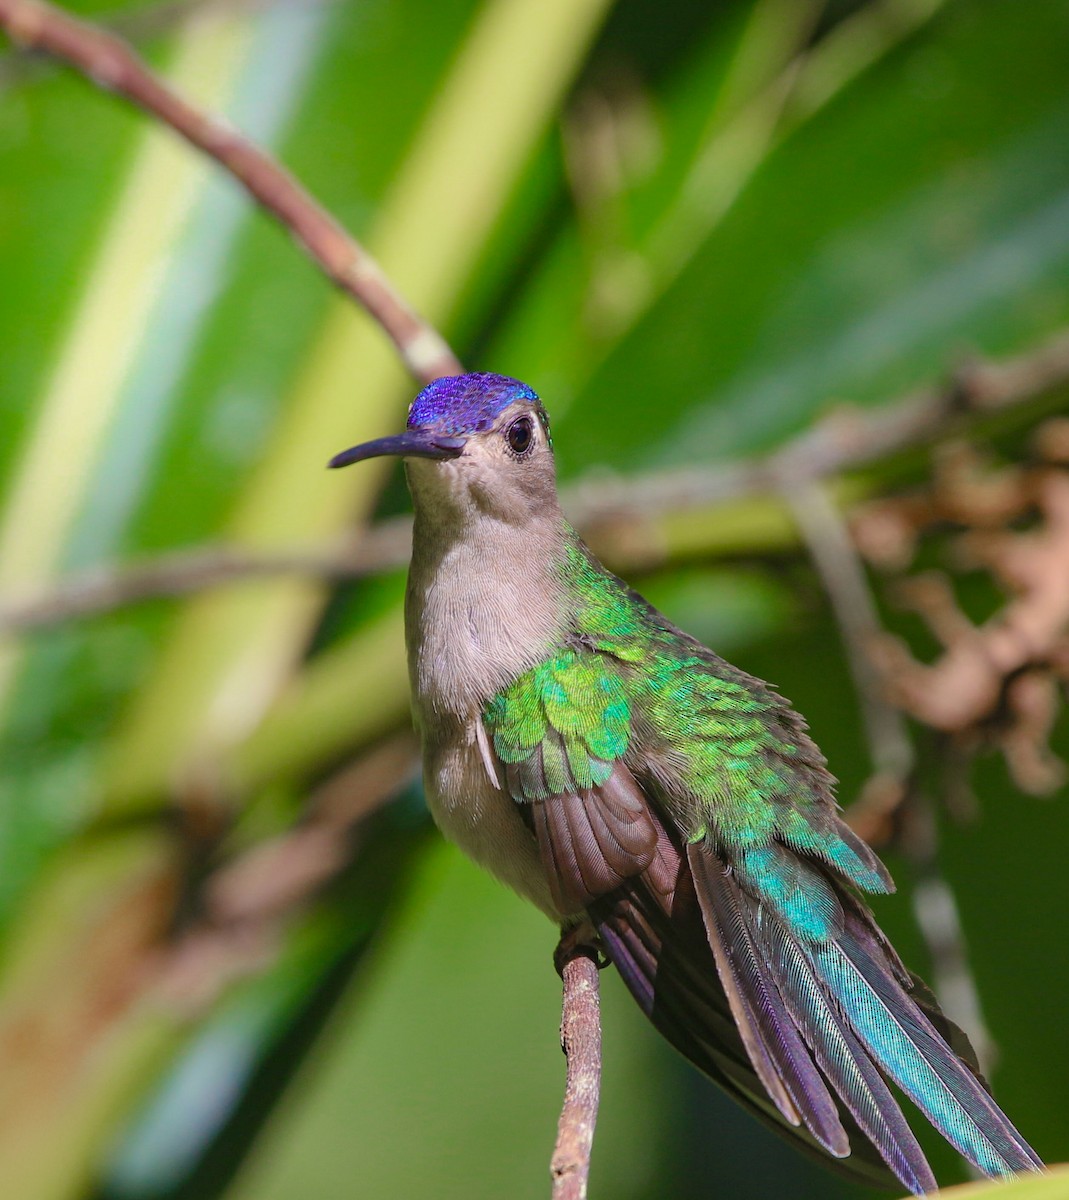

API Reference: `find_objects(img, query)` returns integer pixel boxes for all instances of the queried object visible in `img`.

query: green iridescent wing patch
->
[483,645,658,914]
[484,649,631,802]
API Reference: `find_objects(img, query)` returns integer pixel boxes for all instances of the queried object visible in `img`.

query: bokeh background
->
[1,1,1068,1197]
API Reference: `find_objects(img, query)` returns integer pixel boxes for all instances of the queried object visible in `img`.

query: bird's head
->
[329,372,559,524]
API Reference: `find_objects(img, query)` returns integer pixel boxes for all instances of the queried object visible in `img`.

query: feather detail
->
[686,834,1040,1190]
[530,762,657,913]
[762,915,937,1193]
[478,535,1041,1191]
[812,910,1043,1179]
[687,844,849,1155]
[474,718,501,789]
[590,841,901,1191]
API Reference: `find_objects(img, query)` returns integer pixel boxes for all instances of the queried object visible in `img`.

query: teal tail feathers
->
[811,906,1042,1180]
[593,829,1042,1195]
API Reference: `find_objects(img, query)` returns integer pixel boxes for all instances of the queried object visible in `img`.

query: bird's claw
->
[554,922,608,977]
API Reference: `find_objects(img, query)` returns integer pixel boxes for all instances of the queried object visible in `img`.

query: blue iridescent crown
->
[407,373,539,436]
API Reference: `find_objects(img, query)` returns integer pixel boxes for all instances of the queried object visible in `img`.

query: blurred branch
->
[0,0,336,89]
[551,934,602,1200]
[785,479,996,1073]
[909,826,997,1074]
[0,519,412,632]
[785,471,911,836]
[0,0,461,383]
[566,328,1069,520]
[5,330,1069,633]
[785,478,914,786]
[160,733,418,1012]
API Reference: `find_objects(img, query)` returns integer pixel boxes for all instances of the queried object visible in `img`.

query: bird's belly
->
[422,732,558,919]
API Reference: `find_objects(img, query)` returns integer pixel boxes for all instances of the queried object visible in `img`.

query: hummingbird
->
[329,372,1041,1194]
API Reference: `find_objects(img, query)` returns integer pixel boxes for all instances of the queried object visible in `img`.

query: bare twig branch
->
[0,518,413,632]
[565,328,1069,523]
[784,480,995,1073]
[0,0,337,90]
[552,936,602,1200]
[0,0,461,383]
[5,332,1069,634]
[785,478,914,786]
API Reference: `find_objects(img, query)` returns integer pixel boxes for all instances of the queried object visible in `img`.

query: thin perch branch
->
[0,0,461,383]
[552,938,602,1200]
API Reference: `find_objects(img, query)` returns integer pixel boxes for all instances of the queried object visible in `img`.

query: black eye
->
[506,416,534,456]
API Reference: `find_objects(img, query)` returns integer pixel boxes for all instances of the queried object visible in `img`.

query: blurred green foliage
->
[0,1,1067,1198]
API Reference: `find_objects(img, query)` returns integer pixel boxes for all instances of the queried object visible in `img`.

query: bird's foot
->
[554,920,608,978]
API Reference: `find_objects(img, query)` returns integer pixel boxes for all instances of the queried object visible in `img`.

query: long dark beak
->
[327,431,467,469]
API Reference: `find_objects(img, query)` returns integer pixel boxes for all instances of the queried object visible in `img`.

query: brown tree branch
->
[566,330,1069,523]
[0,0,336,90]
[0,0,461,383]
[5,330,1069,634]
[0,518,413,632]
[785,478,914,786]
[552,936,602,1200]
[785,480,997,1073]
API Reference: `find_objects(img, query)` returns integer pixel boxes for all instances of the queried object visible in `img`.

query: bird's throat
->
[404,504,571,725]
